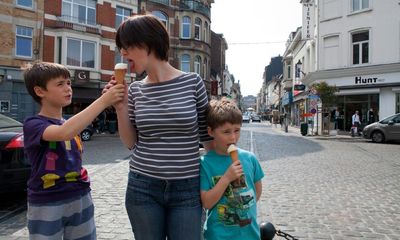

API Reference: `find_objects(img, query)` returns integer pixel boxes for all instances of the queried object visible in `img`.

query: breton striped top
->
[127,72,212,180]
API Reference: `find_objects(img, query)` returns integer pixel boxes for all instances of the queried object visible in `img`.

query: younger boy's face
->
[208,122,241,155]
[36,77,72,107]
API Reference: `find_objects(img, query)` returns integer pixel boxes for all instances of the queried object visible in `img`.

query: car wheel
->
[81,130,92,141]
[371,131,385,143]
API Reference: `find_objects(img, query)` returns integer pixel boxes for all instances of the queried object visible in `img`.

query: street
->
[1,122,400,239]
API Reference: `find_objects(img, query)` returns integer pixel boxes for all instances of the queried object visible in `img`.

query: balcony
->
[179,0,210,18]
[148,0,170,6]
[282,79,293,91]
[56,15,101,35]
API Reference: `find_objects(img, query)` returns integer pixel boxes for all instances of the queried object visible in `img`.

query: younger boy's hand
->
[102,77,127,110]
[101,83,125,107]
[224,161,243,183]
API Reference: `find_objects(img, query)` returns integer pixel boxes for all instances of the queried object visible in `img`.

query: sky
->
[211,0,303,96]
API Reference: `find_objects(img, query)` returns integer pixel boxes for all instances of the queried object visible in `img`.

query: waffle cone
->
[229,150,239,163]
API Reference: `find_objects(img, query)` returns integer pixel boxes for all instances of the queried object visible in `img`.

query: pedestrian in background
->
[200,97,264,240]
[103,14,213,240]
[368,108,375,124]
[22,62,124,239]
[351,110,361,136]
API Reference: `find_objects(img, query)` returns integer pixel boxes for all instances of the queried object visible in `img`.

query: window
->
[67,38,95,68]
[287,65,291,79]
[152,11,168,29]
[324,35,340,68]
[396,93,400,114]
[352,31,369,65]
[16,26,33,58]
[62,0,96,26]
[182,16,191,39]
[203,21,208,43]
[181,54,190,72]
[116,6,131,28]
[17,0,33,8]
[351,0,369,12]
[194,18,201,40]
[194,56,201,75]
[203,58,207,79]
[114,49,127,65]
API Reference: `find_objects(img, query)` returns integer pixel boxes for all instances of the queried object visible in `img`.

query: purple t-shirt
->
[23,115,90,204]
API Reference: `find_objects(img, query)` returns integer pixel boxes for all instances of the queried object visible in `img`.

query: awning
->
[336,88,380,96]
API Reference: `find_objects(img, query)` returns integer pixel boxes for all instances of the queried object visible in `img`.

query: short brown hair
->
[23,62,70,104]
[206,97,243,130]
[116,14,169,61]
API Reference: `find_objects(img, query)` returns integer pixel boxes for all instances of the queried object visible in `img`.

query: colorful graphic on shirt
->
[212,176,255,227]
[41,173,60,189]
[45,152,58,171]
[65,171,79,182]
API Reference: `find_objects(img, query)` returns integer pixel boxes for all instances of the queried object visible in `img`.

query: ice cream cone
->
[227,144,239,163]
[114,63,127,85]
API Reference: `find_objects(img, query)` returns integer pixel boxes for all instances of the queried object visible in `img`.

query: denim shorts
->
[125,171,202,240]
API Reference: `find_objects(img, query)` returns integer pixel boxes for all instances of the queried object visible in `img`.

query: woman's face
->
[120,46,149,75]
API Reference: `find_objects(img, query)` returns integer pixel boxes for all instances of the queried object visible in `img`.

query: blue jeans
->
[125,171,202,240]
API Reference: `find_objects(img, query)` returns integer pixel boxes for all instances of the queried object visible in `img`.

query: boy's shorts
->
[27,192,96,240]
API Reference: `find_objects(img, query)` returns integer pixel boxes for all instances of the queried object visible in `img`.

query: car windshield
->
[0,114,22,128]
[380,114,400,124]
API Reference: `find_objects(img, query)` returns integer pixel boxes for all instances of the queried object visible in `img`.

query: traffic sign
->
[310,108,317,114]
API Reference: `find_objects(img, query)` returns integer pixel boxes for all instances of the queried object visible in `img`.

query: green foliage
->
[310,81,338,108]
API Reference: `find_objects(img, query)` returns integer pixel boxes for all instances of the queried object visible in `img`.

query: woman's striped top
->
[127,72,212,180]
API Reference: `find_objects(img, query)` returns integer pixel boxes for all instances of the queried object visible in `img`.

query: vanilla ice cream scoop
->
[114,63,127,85]
[227,144,239,162]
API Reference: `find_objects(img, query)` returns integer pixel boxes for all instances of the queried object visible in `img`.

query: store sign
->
[74,70,90,84]
[354,76,384,85]
[302,1,315,40]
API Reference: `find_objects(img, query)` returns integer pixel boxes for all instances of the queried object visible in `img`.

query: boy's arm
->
[255,180,262,201]
[201,161,243,210]
[42,85,124,141]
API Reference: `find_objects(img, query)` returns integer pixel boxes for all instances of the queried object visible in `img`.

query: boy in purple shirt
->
[23,62,124,239]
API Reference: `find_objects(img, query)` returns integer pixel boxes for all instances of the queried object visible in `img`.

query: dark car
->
[362,113,400,143]
[0,114,30,193]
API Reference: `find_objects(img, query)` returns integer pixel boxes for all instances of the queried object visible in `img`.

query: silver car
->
[362,113,400,143]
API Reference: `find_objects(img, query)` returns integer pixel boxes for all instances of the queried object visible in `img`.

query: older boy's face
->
[208,122,241,155]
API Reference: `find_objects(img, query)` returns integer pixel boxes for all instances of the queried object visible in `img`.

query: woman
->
[105,15,212,240]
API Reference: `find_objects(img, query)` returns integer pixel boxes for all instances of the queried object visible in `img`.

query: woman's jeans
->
[125,171,202,240]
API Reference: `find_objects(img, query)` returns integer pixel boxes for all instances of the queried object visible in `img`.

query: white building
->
[303,0,400,131]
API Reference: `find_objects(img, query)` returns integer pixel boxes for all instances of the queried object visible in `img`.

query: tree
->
[310,81,338,110]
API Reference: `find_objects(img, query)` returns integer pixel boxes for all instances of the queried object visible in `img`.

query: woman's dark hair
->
[116,14,169,61]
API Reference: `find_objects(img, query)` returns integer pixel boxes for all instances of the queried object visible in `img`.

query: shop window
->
[194,18,201,40]
[0,101,10,113]
[67,38,95,68]
[62,0,96,26]
[396,93,400,114]
[352,31,369,65]
[16,26,33,58]
[116,6,131,28]
[152,11,168,29]
[181,54,190,72]
[351,0,369,12]
[17,0,33,8]
[181,16,191,39]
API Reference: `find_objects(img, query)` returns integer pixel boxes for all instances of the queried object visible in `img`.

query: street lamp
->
[295,60,306,77]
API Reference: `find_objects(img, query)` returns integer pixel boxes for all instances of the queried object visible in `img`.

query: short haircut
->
[23,62,70,104]
[116,14,169,61]
[206,97,243,130]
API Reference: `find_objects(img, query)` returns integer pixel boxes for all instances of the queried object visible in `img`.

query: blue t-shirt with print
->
[200,148,264,240]
[23,115,90,204]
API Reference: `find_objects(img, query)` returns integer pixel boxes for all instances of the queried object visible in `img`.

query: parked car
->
[0,114,30,193]
[242,115,250,123]
[362,113,400,143]
[251,115,261,122]
[64,114,96,141]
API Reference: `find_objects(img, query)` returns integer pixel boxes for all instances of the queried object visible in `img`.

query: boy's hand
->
[223,161,243,183]
[102,77,127,110]
[101,82,125,107]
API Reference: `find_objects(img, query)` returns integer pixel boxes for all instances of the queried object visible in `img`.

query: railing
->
[148,0,170,6]
[179,0,210,18]
[56,15,101,34]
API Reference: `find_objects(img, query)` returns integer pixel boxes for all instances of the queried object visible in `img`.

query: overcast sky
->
[211,0,303,96]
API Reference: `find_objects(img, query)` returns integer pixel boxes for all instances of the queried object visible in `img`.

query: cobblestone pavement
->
[1,124,399,239]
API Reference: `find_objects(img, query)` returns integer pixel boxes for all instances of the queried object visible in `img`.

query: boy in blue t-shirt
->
[23,62,124,239]
[200,98,265,240]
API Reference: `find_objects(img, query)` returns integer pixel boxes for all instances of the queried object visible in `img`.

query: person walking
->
[368,108,375,124]
[351,110,361,136]
[104,14,213,240]
[22,62,124,239]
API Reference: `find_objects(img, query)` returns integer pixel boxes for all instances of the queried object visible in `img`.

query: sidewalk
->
[264,121,367,142]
